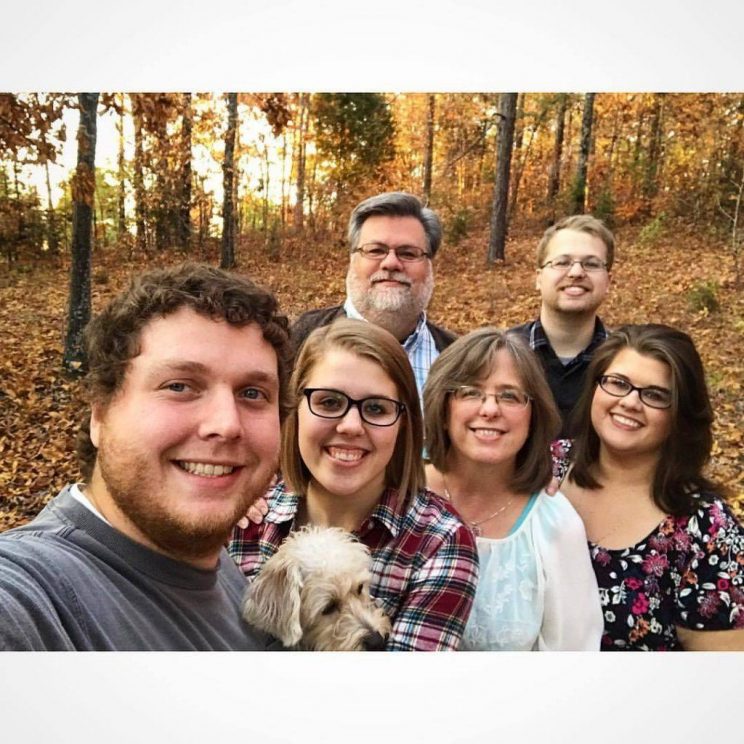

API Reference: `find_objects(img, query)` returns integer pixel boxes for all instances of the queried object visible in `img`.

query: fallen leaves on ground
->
[1,220,742,529]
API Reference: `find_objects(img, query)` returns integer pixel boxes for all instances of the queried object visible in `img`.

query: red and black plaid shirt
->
[228,482,479,651]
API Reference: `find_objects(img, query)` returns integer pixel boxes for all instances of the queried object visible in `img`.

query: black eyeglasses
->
[302,388,406,426]
[540,255,608,273]
[353,243,431,263]
[597,375,672,409]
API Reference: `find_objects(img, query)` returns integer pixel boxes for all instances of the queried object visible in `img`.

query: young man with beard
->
[0,264,289,650]
[291,192,455,400]
[509,216,614,437]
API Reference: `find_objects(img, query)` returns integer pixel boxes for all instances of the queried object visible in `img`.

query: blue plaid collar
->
[343,296,428,348]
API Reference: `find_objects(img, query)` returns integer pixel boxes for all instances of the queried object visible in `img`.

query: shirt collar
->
[401,311,430,351]
[531,316,607,353]
[343,296,427,349]
[343,296,365,321]
[266,482,404,538]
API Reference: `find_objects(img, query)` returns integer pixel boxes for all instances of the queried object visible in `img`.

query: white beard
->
[346,265,434,328]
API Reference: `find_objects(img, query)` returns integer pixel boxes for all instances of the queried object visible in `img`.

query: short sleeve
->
[676,498,744,631]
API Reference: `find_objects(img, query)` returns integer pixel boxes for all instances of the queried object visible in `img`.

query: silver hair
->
[347,192,443,258]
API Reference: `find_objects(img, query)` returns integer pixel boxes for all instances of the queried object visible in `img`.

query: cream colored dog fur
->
[241,525,391,651]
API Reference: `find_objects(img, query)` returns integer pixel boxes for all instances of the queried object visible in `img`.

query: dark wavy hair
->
[76,263,290,480]
[568,324,720,515]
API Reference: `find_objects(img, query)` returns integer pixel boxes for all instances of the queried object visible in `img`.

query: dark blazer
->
[290,304,456,358]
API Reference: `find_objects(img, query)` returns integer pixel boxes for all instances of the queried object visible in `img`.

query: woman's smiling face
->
[298,347,401,506]
[590,347,673,458]
[446,348,532,469]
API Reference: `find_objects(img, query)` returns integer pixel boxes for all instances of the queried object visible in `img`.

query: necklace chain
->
[441,475,514,536]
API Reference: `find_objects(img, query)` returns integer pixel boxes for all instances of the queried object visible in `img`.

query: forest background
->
[0,91,742,529]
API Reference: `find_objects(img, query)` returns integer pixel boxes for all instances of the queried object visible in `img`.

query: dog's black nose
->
[362,632,387,651]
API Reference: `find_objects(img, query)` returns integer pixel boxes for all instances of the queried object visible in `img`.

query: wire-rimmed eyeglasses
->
[540,255,608,273]
[353,242,431,263]
[448,385,531,408]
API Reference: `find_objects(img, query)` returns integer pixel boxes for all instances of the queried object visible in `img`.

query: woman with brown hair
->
[424,327,603,650]
[229,318,479,651]
[562,324,744,650]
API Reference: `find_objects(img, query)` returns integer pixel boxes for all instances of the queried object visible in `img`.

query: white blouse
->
[460,490,603,651]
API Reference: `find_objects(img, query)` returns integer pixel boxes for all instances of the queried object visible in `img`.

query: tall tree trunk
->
[570,92,596,214]
[116,96,126,239]
[12,162,24,259]
[422,94,435,205]
[44,158,58,253]
[487,92,518,264]
[642,93,665,206]
[220,92,238,269]
[509,97,548,220]
[547,93,568,208]
[153,119,169,250]
[293,93,308,231]
[64,92,98,375]
[280,130,287,228]
[178,92,192,249]
[132,95,147,252]
[262,143,270,236]
[631,106,646,199]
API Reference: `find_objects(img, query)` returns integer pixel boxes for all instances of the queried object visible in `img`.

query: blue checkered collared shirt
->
[343,298,438,404]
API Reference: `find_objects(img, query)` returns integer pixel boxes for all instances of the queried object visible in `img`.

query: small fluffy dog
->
[241,525,391,651]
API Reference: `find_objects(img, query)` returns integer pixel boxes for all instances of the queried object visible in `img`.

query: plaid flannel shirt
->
[343,298,440,404]
[228,482,479,651]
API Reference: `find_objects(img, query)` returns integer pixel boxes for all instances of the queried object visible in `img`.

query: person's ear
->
[89,403,105,448]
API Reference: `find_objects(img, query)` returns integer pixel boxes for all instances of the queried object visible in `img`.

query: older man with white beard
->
[291,192,455,399]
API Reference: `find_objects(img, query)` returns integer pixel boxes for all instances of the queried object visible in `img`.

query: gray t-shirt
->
[0,486,280,651]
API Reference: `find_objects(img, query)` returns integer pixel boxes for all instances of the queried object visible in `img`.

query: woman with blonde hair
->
[229,318,479,651]
[562,324,744,650]
[424,327,603,651]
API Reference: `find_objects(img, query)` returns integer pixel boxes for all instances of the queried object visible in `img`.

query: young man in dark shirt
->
[510,215,614,437]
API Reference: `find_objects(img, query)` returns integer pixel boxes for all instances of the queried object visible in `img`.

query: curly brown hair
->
[76,263,290,480]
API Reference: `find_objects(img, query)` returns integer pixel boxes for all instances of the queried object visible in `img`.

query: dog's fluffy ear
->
[241,553,304,647]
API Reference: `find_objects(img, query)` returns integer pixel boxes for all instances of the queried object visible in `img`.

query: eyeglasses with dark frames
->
[540,255,608,273]
[449,385,531,408]
[302,388,406,426]
[597,374,672,409]
[353,242,431,263]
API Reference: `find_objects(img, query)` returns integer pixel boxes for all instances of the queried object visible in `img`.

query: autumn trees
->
[2,91,744,271]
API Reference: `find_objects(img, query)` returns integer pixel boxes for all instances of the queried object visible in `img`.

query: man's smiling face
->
[88,307,281,565]
[536,228,611,317]
[345,214,434,320]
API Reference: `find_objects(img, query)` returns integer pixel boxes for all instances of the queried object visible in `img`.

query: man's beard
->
[346,266,434,321]
[96,442,265,564]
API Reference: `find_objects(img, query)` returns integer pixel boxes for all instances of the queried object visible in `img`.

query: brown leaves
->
[0,221,742,531]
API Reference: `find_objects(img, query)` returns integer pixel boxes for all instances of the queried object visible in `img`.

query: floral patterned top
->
[590,495,744,651]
